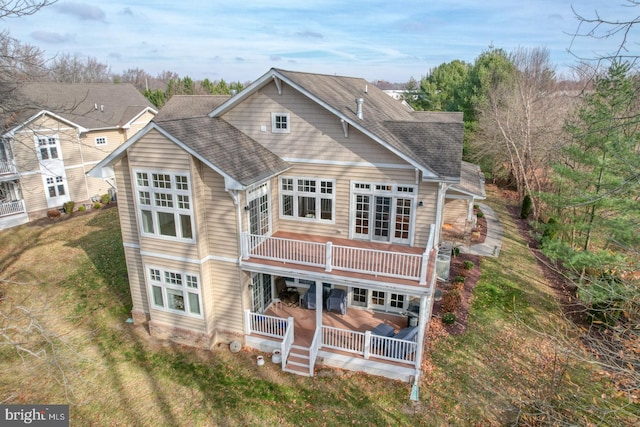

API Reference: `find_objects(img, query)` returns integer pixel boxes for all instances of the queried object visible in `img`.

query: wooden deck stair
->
[283,345,312,376]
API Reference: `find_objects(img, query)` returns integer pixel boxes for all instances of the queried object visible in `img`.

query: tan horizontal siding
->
[19,174,48,214]
[223,83,407,166]
[115,156,140,243]
[444,199,469,225]
[149,309,206,333]
[126,111,155,139]
[415,182,438,247]
[124,246,147,313]
[201,167,240,259]
[206,259,245,335]
[81,129,126,164]
[63,168,88,202]
[127,129,191,171]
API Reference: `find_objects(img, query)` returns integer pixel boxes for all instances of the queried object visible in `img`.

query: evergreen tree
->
[544,61,640,273]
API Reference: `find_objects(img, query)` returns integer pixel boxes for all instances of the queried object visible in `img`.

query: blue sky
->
[4,1,637,83]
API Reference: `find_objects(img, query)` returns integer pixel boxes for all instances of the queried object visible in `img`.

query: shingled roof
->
[154,95,229,121]
[8,82,155,132]
[156,115,289,187]
[211,69,464,181]
[450,161,486,198]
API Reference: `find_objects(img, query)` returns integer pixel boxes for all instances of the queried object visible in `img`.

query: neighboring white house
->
[0,83,156,229]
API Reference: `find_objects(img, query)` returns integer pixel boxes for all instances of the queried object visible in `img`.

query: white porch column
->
[315,282,323,333]
[414,294,430,374]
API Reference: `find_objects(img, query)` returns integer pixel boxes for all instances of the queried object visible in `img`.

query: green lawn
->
[0,193,636,426]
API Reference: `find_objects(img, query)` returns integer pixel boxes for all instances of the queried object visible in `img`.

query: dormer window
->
[271,112,290,133]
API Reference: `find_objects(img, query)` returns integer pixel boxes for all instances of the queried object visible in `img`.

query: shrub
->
[63,201,75,215]
[451,247,460,258]
[77,205,86,212]
[453,275,465,283]
[520,194,532,219]
[442,312,457,325]
[93,202,102,209]
[476,211,484,218]
[442,289,461,312]
[100,193,111,204]
[47,209,61,220]
[462,260,475,270]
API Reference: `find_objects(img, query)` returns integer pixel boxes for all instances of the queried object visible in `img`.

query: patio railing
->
[322,326,417,364]
[0,200,26,218]
[308,328,322,376]
[242,228,434,284]
[244,311,290,339]
[280,317,295,369]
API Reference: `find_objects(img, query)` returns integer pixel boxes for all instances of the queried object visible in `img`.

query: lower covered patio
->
[244,300,426,382]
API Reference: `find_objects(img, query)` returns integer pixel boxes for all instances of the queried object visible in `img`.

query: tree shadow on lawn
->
[61,209,422,426]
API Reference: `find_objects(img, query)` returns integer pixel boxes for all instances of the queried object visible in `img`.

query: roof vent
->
[230,89,237,97]
[356,98,364,120]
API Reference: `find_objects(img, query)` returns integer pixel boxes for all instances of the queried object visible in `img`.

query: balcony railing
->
[241,226,435,285]
[0,159,18,175]
[0,200,26,217]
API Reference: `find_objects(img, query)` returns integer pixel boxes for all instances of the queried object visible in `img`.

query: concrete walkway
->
[460,203,503,257]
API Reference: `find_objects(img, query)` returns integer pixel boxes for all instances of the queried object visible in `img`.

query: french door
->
[251,273,273,313]
[352,184,414,244]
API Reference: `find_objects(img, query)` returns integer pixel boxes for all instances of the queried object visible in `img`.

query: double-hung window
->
[148,266,202,317]
[135,170,194,241]
[280,176,335,222]
[46,176,65,197]
[37,136,59,160]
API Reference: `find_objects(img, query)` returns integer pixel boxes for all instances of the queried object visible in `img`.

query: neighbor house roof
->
[209,68,464,181]
[5,82,156,134]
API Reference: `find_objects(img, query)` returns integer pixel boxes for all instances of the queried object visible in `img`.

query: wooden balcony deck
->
[242,230,436,289]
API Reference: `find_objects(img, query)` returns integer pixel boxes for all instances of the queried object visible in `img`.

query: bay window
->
[134,170,194,241]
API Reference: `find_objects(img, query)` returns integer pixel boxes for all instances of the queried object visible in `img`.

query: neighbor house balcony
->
[0,200,26,218]
[0,159,18,177]
[240,224,436,289]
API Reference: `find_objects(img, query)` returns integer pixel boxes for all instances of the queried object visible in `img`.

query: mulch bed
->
[430,213,486,336]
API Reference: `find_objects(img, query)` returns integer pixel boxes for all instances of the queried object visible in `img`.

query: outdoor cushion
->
[371,323,395,337]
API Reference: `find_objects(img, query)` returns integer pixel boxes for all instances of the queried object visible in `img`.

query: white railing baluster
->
[242,233,428,282]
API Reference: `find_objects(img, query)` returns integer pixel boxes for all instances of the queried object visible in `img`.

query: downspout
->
[228,188,250,318]
[412,252,438,401]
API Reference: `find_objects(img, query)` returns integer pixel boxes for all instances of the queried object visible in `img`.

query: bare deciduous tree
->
[0,0,56,19]
[473,47,574,215]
